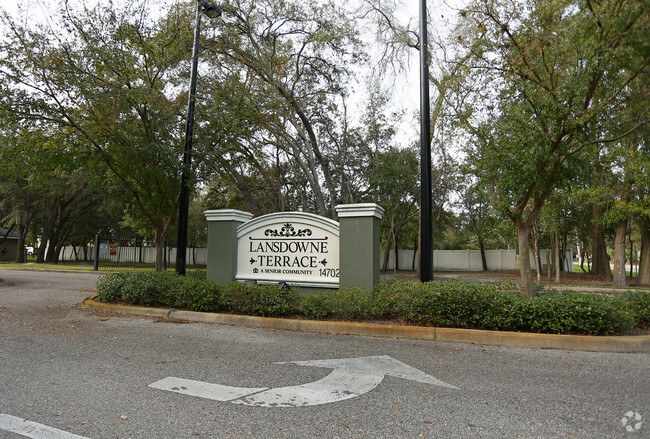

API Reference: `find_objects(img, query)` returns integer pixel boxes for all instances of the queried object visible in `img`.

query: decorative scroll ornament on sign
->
[264,223,312,237]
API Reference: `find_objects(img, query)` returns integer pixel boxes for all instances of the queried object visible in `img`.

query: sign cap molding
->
[335,203,385,219]
[204,209,254,223]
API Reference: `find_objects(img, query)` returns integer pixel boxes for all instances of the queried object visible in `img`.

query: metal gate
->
[93,236,168,271]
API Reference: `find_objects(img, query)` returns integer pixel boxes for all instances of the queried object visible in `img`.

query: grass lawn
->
[573,263,639,278]
[0,259,206,273]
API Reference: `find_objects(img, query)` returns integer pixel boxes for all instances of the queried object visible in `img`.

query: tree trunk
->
[549,231,556,279]
[560,233,573,271]
[612,219,628,287]
[532,224,541,281]
[591,204,611,279]
[393,231,399,275]
[220,159,262,216]
[53,225,72,264]
[275,83,336,219]
[381,218,395,273]
[516,223,536,297]
[576,236,582,266]
[37,216,56,263]
[154,229,165,272]
[629,225,634,277]
[15,229,26,264]
[479,237,488,271]
[638,217,650,285]
[412,233,418,271]
[553,232,562,283]
[12,203,35,264]
[46,227,61,263]
[577,238,585,272]
[381,229,392,274]
[47,207,72,264]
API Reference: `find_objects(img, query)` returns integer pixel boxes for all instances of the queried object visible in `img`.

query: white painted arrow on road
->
[0,414,89,439]
[149,355,457,407]
[148,377,267,402]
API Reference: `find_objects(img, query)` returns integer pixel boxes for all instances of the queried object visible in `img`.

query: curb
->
[82,297,650,353]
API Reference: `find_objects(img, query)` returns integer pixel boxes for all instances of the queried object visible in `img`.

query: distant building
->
[0,227,19,262]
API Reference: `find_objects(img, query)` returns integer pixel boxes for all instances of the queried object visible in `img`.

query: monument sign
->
[236,212,340,288]
[205,204,384,291]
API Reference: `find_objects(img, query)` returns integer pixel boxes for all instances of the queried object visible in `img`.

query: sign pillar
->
[204,209,254,284]
[336,203,385,291]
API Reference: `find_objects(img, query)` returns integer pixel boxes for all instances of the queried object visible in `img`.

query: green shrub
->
[220,282,299,317]
[96,272,222,311]
[120,272,177,307]
[95,273,647,335]
[621,291,650,328]
[300,293,331,320]
[301,287,376,320]
[322,280,637,335]
[374,280,524,330]
[172,276,223,312]
[522,291,634,335]
[185,270,207,280]
[96,272,131,303]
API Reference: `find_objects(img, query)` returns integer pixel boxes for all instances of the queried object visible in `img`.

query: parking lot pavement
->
[1,269,648,438]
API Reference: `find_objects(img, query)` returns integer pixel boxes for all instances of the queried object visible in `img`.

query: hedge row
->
[96,271,297,317]
[95,272,650,335]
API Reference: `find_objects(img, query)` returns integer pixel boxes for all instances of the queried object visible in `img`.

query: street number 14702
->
[319,268,339,277]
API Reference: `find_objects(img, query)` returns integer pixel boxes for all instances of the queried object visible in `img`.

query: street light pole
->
[176,0,222,275]
[419,0,433,282]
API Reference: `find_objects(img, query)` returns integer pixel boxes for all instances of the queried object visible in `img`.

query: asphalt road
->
[0,268,648,438]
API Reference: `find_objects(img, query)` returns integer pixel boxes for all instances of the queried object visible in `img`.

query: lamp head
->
[199,0,222,18]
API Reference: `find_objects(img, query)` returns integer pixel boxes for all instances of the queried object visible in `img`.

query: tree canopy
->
[0,0,648,290]
[452,0,649,294]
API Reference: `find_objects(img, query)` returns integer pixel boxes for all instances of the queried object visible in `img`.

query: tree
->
[0,117,120,264]
[637,122,650,285]
[462,182,505,271]
[368,147,419,273]
[600,71,649,286]
[570,68,650,285]
[538,191,576,282]
[362,0,468,276]
[602,138,647,286]
[0,127,40,263]
[199,0,366,219]
[195,70,284,216]
[640,217,650,285]
[0,0,194,270]
[453,0,649,296]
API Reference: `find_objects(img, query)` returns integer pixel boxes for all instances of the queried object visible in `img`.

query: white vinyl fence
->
[379,249,573,272]
[58,245,208,266]
[58,244,571,272]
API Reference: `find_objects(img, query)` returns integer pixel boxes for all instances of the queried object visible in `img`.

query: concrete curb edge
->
[81,296,650,353]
